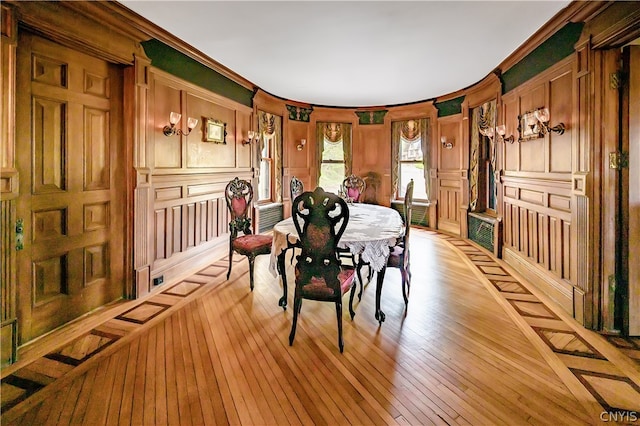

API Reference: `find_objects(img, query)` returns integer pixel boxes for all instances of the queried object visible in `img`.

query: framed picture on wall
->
[517,110,543,142]
[204,118,227,144]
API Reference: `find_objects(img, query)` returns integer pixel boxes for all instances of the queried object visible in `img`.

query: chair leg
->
[289,295,302,346]
[226,244,234,280]
[356,260,365,300]
[401,266,409,305]
[349,284,356,320]
[248,255,255,291]
[336,302,344,353]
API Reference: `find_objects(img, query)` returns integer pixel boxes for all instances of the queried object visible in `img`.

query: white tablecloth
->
[269,203,404,276]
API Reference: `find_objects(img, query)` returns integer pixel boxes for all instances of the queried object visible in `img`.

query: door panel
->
[15,32,124,343]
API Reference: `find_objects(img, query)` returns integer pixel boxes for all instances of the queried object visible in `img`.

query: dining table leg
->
[374,266,386,324]
[277,250,288,310]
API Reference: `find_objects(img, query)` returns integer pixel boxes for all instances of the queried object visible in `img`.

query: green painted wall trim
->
[141,39,254,107]
[435,96,465,117]
[502,22,584,94]
[286,105,313,122]
[355,110,388,124]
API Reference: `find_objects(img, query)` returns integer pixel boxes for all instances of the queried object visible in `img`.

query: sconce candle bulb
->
[496,124,515,143]
[163,111,198,137]
[243,130,259,146]
[297,138,307,151]
[534,107,565,135]
[441,136,453,149]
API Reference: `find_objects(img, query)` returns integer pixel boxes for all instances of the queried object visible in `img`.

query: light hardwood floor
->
[2,229,639,425]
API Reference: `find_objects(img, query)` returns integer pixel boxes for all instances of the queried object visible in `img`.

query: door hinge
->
[609,151,629,169]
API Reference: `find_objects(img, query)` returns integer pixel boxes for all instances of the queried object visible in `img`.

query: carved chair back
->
[225,177,254,238]
[290,176,304,201]
[292,187,349,295]
[342,174,366,203]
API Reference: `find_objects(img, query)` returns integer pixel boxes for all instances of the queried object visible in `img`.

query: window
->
[393,119,429,201]
[317,123,351,194]
[399,134,428,200]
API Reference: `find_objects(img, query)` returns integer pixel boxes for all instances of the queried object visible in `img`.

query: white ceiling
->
[120,1,571,107]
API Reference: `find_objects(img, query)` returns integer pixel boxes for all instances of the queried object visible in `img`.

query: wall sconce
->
[441,136,453,149]
[533,107,565,135]
[243,130,259,146]
[163,112,198,137]
[479,126,494,139]
[297,138,306,151]
[496,125,515,144]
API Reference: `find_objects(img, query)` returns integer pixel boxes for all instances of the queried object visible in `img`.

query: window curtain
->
[391,121,402,198]
[419,117,430,201]
[470,100,495,212]
[315,123,324,184]
[257,111,283,202]
[341,123,352,176]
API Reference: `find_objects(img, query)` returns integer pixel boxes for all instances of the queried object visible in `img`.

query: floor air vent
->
[257,203,283,233]
[468,213,496,253]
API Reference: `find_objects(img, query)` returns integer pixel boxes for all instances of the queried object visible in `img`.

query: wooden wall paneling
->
[502,94,519,172]
[436,115,463,235]
[572,35,595,327]
[563,220,571,281]
[1,3,18,366]
[519,84,546,173]
[155,209,166,261]
[153,81,182,169]
[599,48,622,333]
[528,209,538,261]
[235,110,252,169]
[128,52,153,298]
[549,70,573,173]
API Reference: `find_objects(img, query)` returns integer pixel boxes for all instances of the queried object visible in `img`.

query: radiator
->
[468,213,496,253]
[257,203,283,233]
[391,201,429,227]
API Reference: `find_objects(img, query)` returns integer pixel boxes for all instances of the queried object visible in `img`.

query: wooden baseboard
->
[503,247,574,316]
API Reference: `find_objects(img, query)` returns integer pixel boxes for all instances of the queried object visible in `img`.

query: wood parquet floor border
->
[428,230,640,419]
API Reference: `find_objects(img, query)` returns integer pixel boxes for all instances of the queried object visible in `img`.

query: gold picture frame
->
[517,110,544,142]
[204,118,227,144]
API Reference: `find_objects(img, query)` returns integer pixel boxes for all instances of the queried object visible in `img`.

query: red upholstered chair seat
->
[233,234,272,254]
[296,267,355,299]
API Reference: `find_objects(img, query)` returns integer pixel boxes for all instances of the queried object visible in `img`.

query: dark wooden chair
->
[290,176,304,200]
[289,187,357,353]
[341,174,366,203]
[356,179,414,302]
[361,171,382,205]
[225,177,273,291]
[387,179,414,304]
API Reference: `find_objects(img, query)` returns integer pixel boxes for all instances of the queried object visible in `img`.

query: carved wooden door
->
[15,32,124,343]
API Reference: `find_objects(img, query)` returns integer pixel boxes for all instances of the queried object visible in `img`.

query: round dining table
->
[269,203,404,323]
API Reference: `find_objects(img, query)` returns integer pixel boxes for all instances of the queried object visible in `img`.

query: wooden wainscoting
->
[149,173,245,290]
[503,176,573,314]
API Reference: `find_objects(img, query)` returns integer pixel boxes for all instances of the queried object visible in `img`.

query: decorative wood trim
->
[6,0,148,65]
